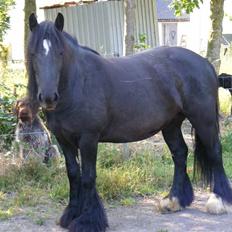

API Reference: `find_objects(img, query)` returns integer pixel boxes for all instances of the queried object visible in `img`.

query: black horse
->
[27,13,232,231]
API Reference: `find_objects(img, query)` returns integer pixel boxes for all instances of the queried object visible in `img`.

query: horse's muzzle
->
[38,92,59,111]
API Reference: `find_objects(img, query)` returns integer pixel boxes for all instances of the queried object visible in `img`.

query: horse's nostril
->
[38,93,43,102]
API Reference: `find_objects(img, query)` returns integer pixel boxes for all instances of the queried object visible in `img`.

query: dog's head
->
[14,98,37,124]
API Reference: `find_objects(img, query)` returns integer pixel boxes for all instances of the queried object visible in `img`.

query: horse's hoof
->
[60,206,80,228]
[158,197,183,214]
[206,194,227,215]
[68,214,108,232]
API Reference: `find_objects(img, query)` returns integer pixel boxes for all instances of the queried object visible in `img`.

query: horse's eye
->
[59,51,63,56]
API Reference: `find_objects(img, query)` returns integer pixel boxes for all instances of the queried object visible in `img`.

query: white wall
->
[177,22,189,47]
[4,0,24,61]
[187,0,210,55]
[188,0,232,55]
[4,0,46,61]
[223,0,232,34]
[157,1,210,53]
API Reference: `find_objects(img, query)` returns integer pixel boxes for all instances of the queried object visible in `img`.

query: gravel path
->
[1,192,231,232]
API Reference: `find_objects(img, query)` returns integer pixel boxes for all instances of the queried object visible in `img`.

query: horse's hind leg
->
[159,114,193,213]
[191,118,232,214]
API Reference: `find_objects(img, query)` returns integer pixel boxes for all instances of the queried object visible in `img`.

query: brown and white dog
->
[14,98,59,162]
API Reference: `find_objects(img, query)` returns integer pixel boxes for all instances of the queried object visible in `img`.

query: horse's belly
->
[99,128,160,143]
[99,112,174,143]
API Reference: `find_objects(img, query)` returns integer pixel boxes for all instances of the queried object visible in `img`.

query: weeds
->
[0,142,175,218]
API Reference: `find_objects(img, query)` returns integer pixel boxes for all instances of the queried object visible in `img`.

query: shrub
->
[0,43,9,67]
[218,87,231,116]
[0,83,17,149]
[0,68,26,149]
[134,34,150,53]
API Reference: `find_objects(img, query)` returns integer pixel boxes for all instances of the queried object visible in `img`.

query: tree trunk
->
[24,0,36,62]
[123,0,136,56]
[206,0,224,74]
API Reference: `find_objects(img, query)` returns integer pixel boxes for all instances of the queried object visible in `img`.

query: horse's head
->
[28,13,65,111]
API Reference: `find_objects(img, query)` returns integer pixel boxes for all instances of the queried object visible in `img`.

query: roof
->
[40,0,96,9]
[156,0,190,22]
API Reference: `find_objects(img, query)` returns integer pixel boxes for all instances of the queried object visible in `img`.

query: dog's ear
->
[13,100,21,115]
[12,100,21,118]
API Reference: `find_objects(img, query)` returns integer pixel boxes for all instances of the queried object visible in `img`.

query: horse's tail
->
[193,133,213,185]
[193,61,220,186]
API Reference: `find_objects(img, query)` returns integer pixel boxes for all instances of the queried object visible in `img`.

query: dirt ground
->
[1,191,232,232]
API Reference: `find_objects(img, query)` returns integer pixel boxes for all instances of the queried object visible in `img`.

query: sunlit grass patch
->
[0,207,16,220]
[97,144,174,200]
[120,197,137,206]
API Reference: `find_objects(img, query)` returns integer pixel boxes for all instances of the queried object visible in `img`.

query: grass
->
[221,121,232,179]
[97,143,174,200]
[0,142,175,219]
[0,145,174,200]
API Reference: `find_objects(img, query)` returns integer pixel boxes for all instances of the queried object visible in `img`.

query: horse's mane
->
[63,31,100,56]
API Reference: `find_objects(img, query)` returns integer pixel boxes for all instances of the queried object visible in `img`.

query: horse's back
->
[109,46,216,86]
[107,46,217,110]
[100,47,218,142]
[117,46,218,109]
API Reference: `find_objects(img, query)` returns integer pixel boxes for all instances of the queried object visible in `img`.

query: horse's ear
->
[55,13,64,31]
[29,13,38,31]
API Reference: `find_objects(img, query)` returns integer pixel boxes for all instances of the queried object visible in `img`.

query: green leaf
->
[169,0,202,16]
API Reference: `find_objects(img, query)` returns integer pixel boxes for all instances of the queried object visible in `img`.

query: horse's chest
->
[46,113,81,138]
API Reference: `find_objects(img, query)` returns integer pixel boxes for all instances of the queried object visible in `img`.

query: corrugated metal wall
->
[44,0,159,57]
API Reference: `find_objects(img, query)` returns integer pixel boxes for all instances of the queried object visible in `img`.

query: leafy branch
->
[169,0,203,16]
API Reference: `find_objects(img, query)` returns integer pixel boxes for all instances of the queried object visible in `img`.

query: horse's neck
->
[58,46,105,107]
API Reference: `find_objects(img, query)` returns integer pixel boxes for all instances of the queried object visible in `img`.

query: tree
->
[170,0,203,15]
[0,0,15,42]
[24,0,36,61]
[206,0,224,74]
[170,0,224,74]
[123,0,136,56]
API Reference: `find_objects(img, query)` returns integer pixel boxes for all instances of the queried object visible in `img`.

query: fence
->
[43,0,159,57]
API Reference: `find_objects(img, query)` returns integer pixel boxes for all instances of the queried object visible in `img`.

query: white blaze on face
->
[43,39,52,56]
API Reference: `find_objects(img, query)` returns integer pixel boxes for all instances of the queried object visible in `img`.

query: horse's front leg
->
[57,141,81,229]
[69,133,108,232]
